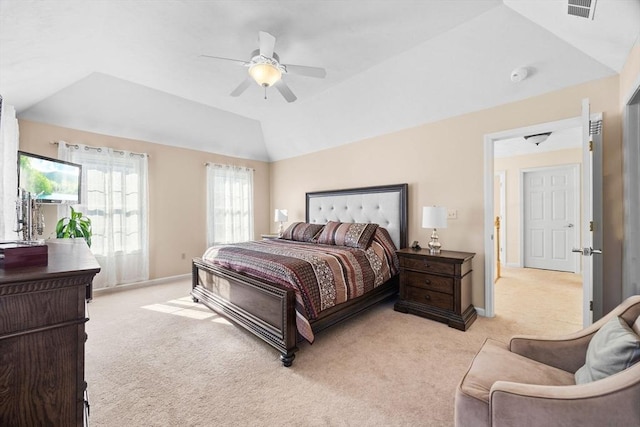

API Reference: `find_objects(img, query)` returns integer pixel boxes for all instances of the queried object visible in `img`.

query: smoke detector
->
[510,67,528,83]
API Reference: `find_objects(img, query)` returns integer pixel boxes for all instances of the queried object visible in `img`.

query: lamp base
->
[278,222,284,237]
[428,229,442,254]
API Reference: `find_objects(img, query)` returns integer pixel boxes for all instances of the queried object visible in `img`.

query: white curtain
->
[206,163,254,246]
[58,143,149,289]
[0,97,20,241]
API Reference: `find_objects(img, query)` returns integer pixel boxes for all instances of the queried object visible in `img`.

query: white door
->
[575,99,604,326]
[523,165,578,272]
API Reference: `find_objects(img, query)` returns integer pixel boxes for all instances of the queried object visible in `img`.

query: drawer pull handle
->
[424,279,431,285]
[424,295,431,300]
[424,264,431,268]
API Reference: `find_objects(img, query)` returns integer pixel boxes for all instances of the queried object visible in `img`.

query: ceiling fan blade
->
[230,77,252,97]
[258,31,276,58]
[284,64,326,79]
[274,79,297,103]
[200,54,248,66]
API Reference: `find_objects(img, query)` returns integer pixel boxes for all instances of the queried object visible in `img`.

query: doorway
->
[623,80,640,297]
[484,116,586,320]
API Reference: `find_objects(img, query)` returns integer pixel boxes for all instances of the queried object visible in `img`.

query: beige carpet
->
[85,268,582,427]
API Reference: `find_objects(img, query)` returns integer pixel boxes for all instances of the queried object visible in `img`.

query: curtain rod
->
[203,162,255,171]
[50,141,148,158]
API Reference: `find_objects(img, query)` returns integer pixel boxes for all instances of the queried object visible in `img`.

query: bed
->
[191,183,408,366]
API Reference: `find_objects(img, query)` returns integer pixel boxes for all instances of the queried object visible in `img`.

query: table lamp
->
[274,209,288,236]
[422,206,447,253]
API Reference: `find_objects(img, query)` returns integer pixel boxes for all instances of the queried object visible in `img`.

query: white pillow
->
[575,316,640,384]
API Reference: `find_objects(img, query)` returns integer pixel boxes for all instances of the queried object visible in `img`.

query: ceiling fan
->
[201,31,326,103]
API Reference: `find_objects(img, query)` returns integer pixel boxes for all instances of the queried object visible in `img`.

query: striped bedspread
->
[202,228,399,343]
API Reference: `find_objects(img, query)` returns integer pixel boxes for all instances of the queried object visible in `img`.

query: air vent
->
[568,0,597,19]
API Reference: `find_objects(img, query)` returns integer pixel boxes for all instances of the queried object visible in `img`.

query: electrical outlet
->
[447,209,458,220]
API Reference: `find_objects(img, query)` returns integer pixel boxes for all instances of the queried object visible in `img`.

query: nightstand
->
[394,248,477,331]
[261,234,280,240]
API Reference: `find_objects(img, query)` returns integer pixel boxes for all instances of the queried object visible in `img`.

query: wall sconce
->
[274,209,288,236]
[422,206,448,254]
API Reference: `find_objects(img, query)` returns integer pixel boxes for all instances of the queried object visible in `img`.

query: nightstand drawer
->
[405,286,453,311]
[401,270,453,294]
[400,256,454,275]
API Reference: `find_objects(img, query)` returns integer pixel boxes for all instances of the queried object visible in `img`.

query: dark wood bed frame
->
[191,184,408,366]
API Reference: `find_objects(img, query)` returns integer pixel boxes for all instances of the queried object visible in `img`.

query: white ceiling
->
[1,0,638,162]
[494,126,582,158]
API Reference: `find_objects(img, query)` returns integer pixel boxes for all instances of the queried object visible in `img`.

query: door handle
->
[572,247,602,256]
[565,223,574,228]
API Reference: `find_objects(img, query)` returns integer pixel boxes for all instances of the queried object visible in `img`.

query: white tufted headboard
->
[306,184,408,249]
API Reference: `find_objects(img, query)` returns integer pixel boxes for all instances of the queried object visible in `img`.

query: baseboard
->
[475,307,486,317]
[93,273,190,295]
[505,262,520,268]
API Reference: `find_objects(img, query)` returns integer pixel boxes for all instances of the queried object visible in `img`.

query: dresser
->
[0,239,100,426]
[394,248,476,331]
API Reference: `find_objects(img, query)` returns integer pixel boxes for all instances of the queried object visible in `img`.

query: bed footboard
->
[191,258,298,366]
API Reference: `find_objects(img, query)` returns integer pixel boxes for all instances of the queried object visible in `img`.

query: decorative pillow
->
[315,221,379,249]
[372,226,397,251]
[280,222,324,242]
[575,316,640,384]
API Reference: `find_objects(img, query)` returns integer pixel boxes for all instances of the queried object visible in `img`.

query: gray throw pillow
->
[575,316,640,384]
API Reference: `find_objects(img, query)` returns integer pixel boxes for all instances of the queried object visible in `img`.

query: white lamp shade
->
[422,206,447,229]
[274,209,288,222]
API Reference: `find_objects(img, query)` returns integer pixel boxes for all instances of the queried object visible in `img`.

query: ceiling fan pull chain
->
[264,86,267,100]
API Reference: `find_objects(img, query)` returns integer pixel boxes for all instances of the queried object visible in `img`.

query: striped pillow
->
[316,221,379,249]
[281,222,325,242]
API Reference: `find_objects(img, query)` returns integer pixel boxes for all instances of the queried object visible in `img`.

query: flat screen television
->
[17,151,82,204]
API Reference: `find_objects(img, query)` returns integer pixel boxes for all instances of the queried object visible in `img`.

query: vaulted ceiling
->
[1,1,638,161]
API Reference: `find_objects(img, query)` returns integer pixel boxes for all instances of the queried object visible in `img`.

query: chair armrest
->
[509,295,640,372]
[490,363,640,427]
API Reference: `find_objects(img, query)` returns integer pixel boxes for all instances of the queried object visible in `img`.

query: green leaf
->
[56,208,92,246]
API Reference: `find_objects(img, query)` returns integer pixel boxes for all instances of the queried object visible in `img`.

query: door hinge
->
[590,221,594,232]
[590,300,593,311]
[589,141,593,152]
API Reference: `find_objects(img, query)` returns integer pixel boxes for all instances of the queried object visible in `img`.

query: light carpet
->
[85,267,582,426]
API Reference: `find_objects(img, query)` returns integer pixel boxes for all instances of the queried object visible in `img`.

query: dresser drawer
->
[404,286,453,311]
[401,270,453,294]
[400,256,454,275]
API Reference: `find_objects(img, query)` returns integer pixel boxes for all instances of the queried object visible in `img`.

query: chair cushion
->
[455,339,575,427]
[575,316,640,384]
[460,339,575,403]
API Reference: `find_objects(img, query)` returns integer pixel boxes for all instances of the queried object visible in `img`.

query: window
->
[206,163,254,245]
[0,97,19,240]
[58,143,149,289]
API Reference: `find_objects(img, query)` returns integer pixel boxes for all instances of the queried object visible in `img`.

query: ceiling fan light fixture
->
[249,63,282,87]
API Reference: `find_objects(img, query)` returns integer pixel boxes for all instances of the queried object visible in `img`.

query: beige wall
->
[620,40,640,103]
[494,148,582,266]
[17,120,270,280]
[271,75,623,312]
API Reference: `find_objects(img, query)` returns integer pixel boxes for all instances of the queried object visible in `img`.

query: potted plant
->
[56,207,92,247]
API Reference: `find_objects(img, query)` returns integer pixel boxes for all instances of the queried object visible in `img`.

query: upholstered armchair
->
[455,295,640,427]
